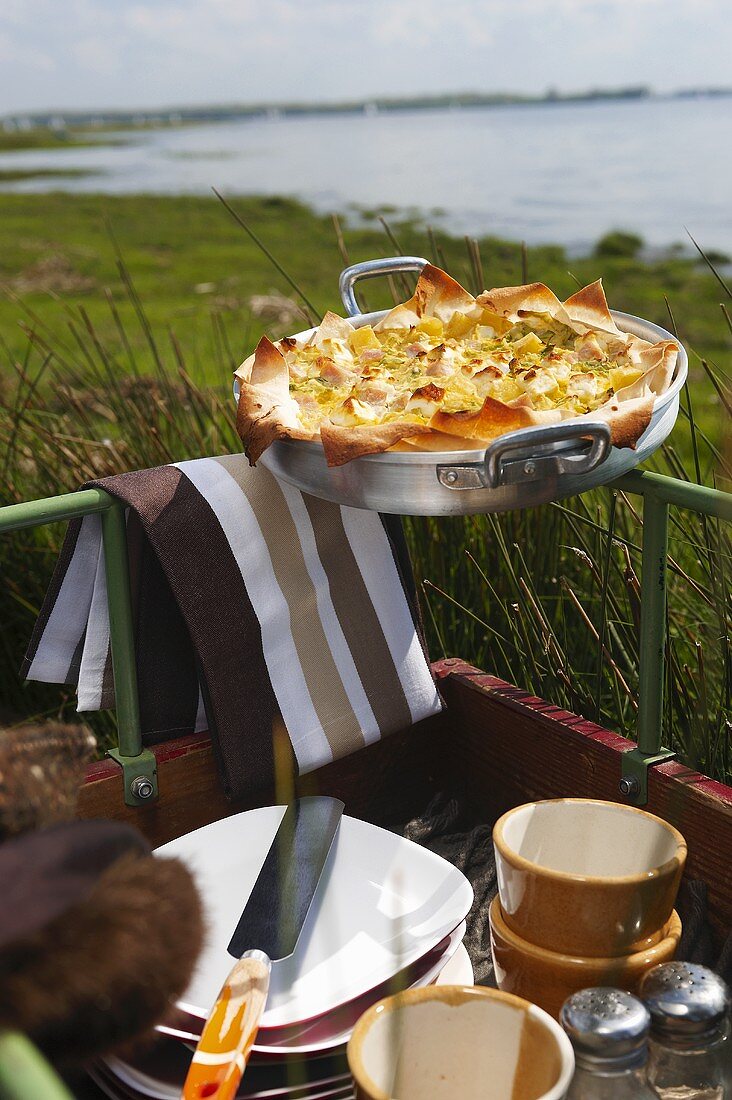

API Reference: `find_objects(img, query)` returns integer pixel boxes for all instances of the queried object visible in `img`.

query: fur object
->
[0,850,204,1066]
[0,720,205,1067]
[0,722,95,840]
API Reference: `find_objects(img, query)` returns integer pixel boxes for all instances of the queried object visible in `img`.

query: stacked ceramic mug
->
[489,799,687,1019]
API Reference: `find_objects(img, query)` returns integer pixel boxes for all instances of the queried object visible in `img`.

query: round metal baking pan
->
[236,258,687,516]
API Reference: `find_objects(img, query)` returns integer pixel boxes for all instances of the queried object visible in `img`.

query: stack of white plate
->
[92,807,474,1100]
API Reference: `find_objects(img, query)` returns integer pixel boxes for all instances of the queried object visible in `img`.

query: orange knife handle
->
[181,951,270,1100]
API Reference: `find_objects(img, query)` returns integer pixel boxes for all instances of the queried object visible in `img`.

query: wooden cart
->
[77,656,732,951]
[0,470,730,1098]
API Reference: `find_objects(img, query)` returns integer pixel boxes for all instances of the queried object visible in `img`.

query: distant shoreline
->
[4,84,731,133]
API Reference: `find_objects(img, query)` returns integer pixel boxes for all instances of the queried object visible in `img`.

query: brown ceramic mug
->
[489,894,682,1020]
[493,798,686,957]
[347,985,575,1100]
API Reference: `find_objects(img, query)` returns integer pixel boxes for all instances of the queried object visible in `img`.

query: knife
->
[181,796,344,1100]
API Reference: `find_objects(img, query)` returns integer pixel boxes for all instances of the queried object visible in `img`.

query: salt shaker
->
[560,987,658,1098]
[640,962,731,1098]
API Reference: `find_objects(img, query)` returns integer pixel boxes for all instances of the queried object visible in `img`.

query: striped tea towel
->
[22,456,442,798]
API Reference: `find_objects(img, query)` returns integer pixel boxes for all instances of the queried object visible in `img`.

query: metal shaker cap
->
[640,962,731,1045]
[560,988,651,1070]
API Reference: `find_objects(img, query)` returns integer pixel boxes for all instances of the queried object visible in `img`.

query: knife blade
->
[228,796,344,960]
[181,797,344,1100]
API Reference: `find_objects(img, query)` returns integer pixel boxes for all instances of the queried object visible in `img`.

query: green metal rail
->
[0,489,157,806]
[611,471,732,802]
[0,471,730,806]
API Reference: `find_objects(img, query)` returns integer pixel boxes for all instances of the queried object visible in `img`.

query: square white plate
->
[156,806,473,1028]
[100,947,473,1100]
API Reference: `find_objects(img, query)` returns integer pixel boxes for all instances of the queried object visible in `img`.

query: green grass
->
[0,129,123,152]
[0,168,99,184]
[0,192,730,782]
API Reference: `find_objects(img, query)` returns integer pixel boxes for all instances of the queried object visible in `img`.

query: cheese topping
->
[283,310,644,431]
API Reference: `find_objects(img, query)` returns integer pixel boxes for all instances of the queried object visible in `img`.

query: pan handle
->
[437,421,612,491]
[339,256,429,317]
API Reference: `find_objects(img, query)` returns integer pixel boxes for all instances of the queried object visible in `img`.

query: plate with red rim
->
[249,921,467,1056]
[156,807,473,1029]
[98,946,473,1100]
[102,1044,350,1100]
[160,922,467,1057]
[90,1060,355,1100]
[249,941,474,1058]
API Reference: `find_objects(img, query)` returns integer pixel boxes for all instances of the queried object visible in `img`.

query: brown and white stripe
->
[23,456,441,797]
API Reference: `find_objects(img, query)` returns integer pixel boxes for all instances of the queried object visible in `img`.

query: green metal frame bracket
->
[107,746,158,805]
[620,746,676,805]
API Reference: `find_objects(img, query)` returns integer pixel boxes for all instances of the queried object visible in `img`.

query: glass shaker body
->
[647,1023,730,1098]
[567,1062,657,1098]
[641,962,731,1100]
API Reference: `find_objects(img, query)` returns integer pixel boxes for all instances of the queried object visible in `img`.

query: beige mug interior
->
[499,800,682,878]
[348,986,574,1100]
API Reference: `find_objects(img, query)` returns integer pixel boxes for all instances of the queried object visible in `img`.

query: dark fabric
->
[66,623,88,690]
[96,468,280,799]
[126,508,199,743]
[676,877,732,984]
[401,795,732,989]
[402,793,498,985]
[0,820,149,949]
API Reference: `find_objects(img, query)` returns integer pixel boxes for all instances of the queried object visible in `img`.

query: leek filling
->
[285,311,643,431]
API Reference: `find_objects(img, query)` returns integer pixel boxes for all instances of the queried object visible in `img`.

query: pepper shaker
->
[640,962,731,1098]
[560,987,658,1098]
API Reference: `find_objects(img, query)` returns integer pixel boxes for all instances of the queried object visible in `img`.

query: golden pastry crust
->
[236,336,315,464]
[319,421,433,467]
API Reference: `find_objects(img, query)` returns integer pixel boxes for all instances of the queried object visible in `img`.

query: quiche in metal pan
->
[235,264,678,469]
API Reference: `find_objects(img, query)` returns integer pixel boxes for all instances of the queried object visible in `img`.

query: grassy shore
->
[0,129,123,152]
[0,168,97,184]
[0,192,730,780]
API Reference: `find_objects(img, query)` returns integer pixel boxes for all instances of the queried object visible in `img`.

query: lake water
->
[3,97,732,254]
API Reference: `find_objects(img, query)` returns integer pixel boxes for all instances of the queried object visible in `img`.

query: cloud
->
[71,36,124,76]
[0,28,55,73]
[1,0,731,113]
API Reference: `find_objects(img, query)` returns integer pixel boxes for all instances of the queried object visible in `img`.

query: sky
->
[1,0,731,116]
